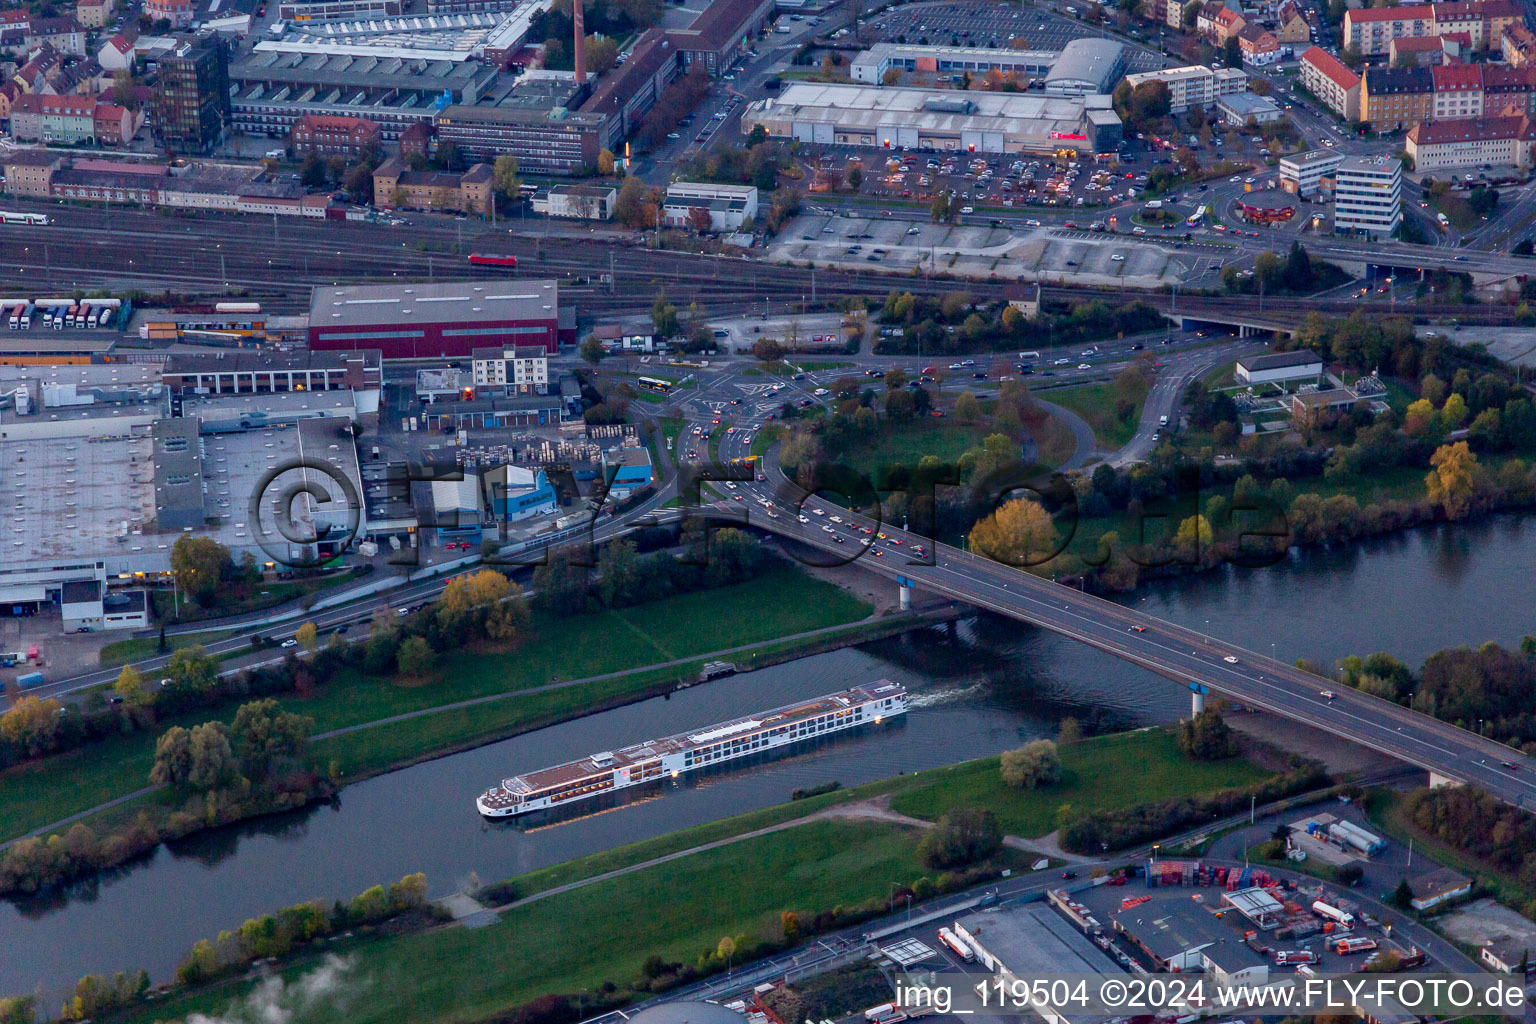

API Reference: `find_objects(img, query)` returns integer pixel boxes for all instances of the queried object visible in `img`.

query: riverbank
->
[0,567,898,867]
[100,726,1298,1024]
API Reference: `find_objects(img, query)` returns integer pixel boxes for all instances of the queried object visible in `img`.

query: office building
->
[1406,112,1536,171]
[372,158,492,214]
[432,103,610,174]
[1279,148,1343,195]
[290,114,383,157]
[1217,91,1283,124]
[531,183,617,220]
[155,34,231,154]
[1334,155,1402,237]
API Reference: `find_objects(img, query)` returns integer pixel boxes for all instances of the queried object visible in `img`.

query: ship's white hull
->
[477,695,907,818]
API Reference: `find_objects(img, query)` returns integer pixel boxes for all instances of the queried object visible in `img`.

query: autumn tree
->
[1000,739,1061,790]
[953,391,982,422]
[597,148,616,176]
[231,698,313,781]
[0,697,64,758]
[295,622,318,654]
[1426,441,1483,521]
[114,664,150,707]
[169,536,234,607]
[968,498,1059,567]
[165,645,218,696]
[686,205,714,233]
[492,155,521,204]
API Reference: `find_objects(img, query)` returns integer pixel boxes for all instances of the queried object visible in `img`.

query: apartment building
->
[1432,62,1485,119]
[1334,156,1402,236]
[1122,64,1249,113]
[372,158,493,214]
[1361,65,1434,129]
[1299,45,1362,120]
[471,345,551,395]
[1343,5,1435,56]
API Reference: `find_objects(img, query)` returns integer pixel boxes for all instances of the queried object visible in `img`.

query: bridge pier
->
[897,576,916,612]
[1191,690,1205,715]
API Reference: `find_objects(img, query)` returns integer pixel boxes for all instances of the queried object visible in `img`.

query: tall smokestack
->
[573,0,586,85]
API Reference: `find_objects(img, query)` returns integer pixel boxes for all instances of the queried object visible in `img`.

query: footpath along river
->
[5,514,1536,998]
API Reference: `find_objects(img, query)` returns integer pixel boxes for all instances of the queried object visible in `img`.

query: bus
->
[637,376,674,395]
[1185,205,1207,227]
[0,211,48,226]
[468,253,518,268]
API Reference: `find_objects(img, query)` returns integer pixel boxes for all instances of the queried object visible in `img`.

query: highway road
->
[697,410,1536,812]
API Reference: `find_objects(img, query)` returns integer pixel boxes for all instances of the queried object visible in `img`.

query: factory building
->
[1236,350,1324,385]
[741,83,1121,156]
[308,280,563,358]
[1111,900,1270,986]
[161,350,383,401]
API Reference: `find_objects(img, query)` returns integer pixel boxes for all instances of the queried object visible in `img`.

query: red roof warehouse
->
[308,280,562,358]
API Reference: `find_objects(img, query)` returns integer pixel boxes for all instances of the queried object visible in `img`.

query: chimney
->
[573,0,586,85]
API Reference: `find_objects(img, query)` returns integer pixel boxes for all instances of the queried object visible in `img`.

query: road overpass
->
[693,442,1536,810]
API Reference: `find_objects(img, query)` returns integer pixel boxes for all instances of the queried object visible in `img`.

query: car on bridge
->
[1320,690,1336,700]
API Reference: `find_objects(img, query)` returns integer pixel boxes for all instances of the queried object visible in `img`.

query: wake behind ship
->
[476,681,908,818]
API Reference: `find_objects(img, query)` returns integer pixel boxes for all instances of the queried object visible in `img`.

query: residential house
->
[97,31,137,71]
[1274,1,1312,43]
[1238,24,1281,64]
[0,150,66,197]
[144,0,194,28]
[1210,5,1247,43]
[1504,21,1536,65]
[1390,34,1455,65]
[76,0,114,28]
[27,16,85,55]
[9,92,100,143]
[93,99,142,145]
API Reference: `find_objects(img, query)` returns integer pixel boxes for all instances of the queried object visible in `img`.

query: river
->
[6,515,1536,1000]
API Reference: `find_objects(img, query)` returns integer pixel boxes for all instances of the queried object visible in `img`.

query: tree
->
[114,665,149,707]
[1177,709,1236,759]
[686,205,714,233]
[1058,716,1083,744]
[300,153,327,189]
[0,697,64,758]
[614,176,654,228]
[585,33,619,74]
[492,155,521,205]
[651,291,680,338]
[929,190,952,223]
[165,645,217,696]
[579,336,607,365]
[295,622,318,654]
[231,698,312,781]
[1338,862,1365,886]
[847,165,863,190]
[1426,441,1482,520]
[597,148,616,176]
[186,721,239,791]
[150,726,193,788]
[882,66,901,85]
[170,536,233,607]
[1390,877,1415,908]
[1284,241,1314,291]
[953,391,981,422]
[917,808,1003,869]
[396,636,435,678]
[969,498,1059,567]
[999,739,1062,790]
[752,337,784,361]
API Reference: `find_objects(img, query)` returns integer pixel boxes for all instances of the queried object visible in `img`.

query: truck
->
[1274,950,1320,966]
[1335,937,1378,956]
[1312,900,1355,929]
[938,927,975,962]
[16,671,44,688]
[1328,820,1386,855]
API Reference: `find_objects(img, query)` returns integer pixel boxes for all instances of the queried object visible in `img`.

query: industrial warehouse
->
[307,279,574,358]
[740,83,1121,155]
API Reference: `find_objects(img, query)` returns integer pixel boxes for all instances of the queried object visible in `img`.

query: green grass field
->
[98,629,241,668]
[889,729,1272,837]
[0,568,872,844]
[109,727,1280,1024]
[839,419,992,481]
[113,819,933,1024]
[1040,383,1145,450]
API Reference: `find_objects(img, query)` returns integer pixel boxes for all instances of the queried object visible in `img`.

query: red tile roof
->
[1408,111,1535,144]
[1432,61,1483,89]
[1346,4,1433,22]
[1301,45,1360,90]
[1392,35,1446,49]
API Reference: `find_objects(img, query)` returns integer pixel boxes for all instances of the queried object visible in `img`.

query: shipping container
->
[17,671,44,687]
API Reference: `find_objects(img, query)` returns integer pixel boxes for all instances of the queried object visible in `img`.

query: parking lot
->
[770,210,1218,285]
[863,0,1166,74]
